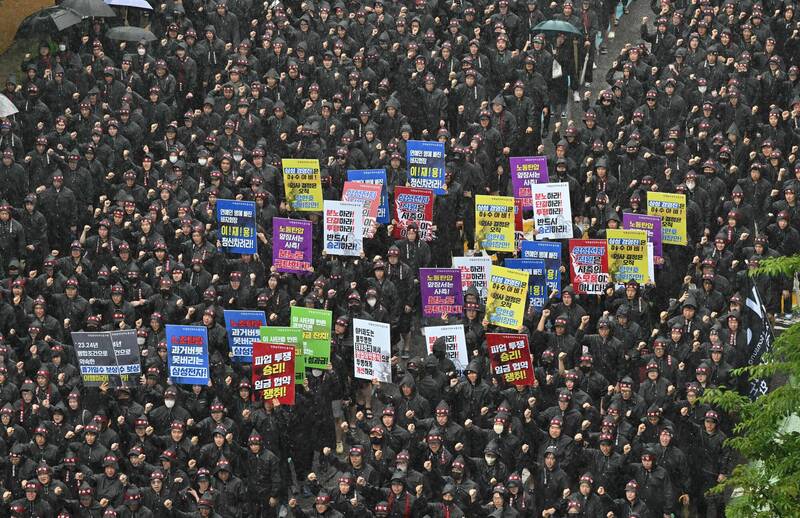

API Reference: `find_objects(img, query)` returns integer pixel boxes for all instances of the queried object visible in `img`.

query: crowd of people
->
[0,0,799,515]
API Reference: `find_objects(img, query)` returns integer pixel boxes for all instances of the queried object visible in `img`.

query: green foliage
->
[701,256,800,517]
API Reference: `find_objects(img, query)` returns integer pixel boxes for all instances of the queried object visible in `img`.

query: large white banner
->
[353,319,391,382]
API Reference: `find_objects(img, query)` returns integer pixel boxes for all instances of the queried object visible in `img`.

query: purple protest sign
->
[419,268,463,318]
[510,156,549,209]
[623,213,663,259]
[273,218,313,274]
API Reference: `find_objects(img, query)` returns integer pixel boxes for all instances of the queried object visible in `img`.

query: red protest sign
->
[486,333,534,386]
[252,342,296,405]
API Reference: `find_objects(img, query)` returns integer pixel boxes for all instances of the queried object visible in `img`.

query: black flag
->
[743,279,775,399]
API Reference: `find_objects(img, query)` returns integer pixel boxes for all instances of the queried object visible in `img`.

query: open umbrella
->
[15,6,83,39]
[105,0,153,9]
[532,20,583,36]
[63,0,117,18]
[105,26,157,42]
[0,94,18,118]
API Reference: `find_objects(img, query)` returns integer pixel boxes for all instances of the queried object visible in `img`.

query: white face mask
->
[311,369,323,377]
[169,156,178,163]
[485,455,497,466]
[198,158,207,166]
[164,399,175,409]
[493,424,504,435]
[138,48,146,56]
[59,44,66,51]
[367,298,377,307]
[233,153,243,162]
[698,86,707,93]
[137,337,145,346]
[686,180,696,190]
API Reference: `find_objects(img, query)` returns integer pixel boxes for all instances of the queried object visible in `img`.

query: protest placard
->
[531,182,573,239]
[224,310,267,362]
[521,241,562,298]
[504,258,547,311]
[419,268,463,318]
[486,265,529,330]
[606,229,650,284]
[647,192,687,246]
[252,342,296,405]
[353,319,392,382]
[452,255,491,301]
[486,333,535,386]
[423,325,469,370]
[347,169,390,224]
[342,181,383,238]
[73,330,140,387]
[324,200,363,256]
[282,158,323,211]
[510,156,549,209]
[393,186,434,240]
[290,306,332,369]
[475,195,515,252]
[623,213,663,259]
[272,218,313,274]
[216,199,257,254]
[569,239,610,294]
[407,140,446,194]
[166,325,209,385]
[260,326,304,383]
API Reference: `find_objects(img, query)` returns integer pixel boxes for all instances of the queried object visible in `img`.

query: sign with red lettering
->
[531,182,573,240]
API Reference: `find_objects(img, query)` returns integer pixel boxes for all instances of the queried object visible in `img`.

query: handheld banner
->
[475,195,515,252]
[407,140,446,194]
[272,218,313,274]
[647,192,687,246]
[423,325,469,370]
[521,241,562,298]
[486,265,529,330]
[504,258,547,311]
[347,169,390,224]
[486,333,535,386]
[569,239,610,294]
[73,330,140,387]
[531,182,573,239]
[282,158,323,211]
[323,200,364,256]
[623,213,662,259]
[353,319,392,382]
[452,255,491,301]
[606,229,650,284]
[342,181,383,238]
[419,268,463,318]
[224,310,267,362]
[290,306,332,369]
[510,156,549,209]
[393,186,434,241]
[216,199,257,254]
[260,326,305,383]
[252,342,296,405]
[166,325,210,385]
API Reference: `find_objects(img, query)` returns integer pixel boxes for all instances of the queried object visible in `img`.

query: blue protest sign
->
[166,325,210,384]
[216,199,257,254]
[407,140,446,194]
[224,310,268,362]
[504,258,548,311]
[347,169,390,224]
[521,241,562,299]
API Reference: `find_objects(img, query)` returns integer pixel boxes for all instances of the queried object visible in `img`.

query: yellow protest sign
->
[606,229,650,284]
[647,192,687,246]
[282,158,323,211]
[486,265,529,330]
[475,195,515,252]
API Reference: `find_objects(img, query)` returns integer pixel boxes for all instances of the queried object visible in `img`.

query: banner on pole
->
[353,319,392,382]
[252,342,296,405]
[606,229,650,284]
[393,186,434,241]
[475,195,516,252]
[73,330,140,387]
[324,200,364,256]
[407,140,446,194]
[343,181,383,238]
[504,258,547,311]
[216,200,257,254]
[419,268,463,318]
[452,255,491,301]
[521,241,562,298]
[347,169,390,224]
[166,325,210,385]
[486,265,529,330]
[531,182,573,239]
[282,158,323,211]
[290,306,332,369]
[510,156,549,209]
[623,213,663,259]
[272,218,313,274]
[569,239,610,294]
[486,333,535,386]
[260,326,305,383]
[646,192,687,246]
[423,325,469,370]
[224,310,267,362]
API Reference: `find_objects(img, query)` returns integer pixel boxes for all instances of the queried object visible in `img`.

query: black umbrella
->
[62,0,117,18]
[15,6,83,39]
[105,26,157,42]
